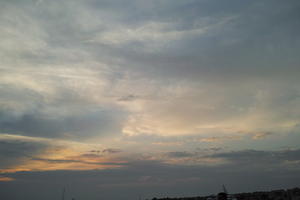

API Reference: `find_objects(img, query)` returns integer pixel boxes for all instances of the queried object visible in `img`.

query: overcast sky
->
[0,0,300,200]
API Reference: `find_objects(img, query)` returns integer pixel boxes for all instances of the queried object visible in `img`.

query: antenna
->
[62,187,66,200]
[222,184,228,194]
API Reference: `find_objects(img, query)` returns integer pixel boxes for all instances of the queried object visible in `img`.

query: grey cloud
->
[0,139,49,169]
[167,151,194,158]
[117,94,139,102]
[1,0,299,135]
[122,133,241,146]
[195,147,223,153]
[210,149,300,165]
[2,0,299,80]
[0,1,299,199]
[251,132,274,140]
[31,158,81,164]
[102,148,122,154]
[0,107,125,139]
[31,157,127,166]
[89,150,102,153]
[206,147,222,152]
[161,149,300,167]
[80,153,102,158]
[87,148,123,156]
[80,0,300,81]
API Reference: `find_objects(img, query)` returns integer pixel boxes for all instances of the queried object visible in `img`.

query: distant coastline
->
[149,187,300,200]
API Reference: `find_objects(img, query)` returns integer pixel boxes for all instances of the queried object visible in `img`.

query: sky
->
[0,0,300,199]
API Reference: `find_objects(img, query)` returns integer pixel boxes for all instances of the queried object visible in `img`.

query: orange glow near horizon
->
[0,176,15,182]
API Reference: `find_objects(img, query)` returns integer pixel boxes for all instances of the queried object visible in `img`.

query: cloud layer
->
[0,0,300,199]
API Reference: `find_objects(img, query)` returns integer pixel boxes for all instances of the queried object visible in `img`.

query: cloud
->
[0,1,300,198]
[0,176,15,182]
[80,153,103,158]
[1,0,300,140]
[159,148,300,168]
[31,157,128,166]
[0,107,126,140]
[167,152,194,158]
[0,137,50,170]
[0,133,130,172]
[102,148,122,154]
[251,132,274,140]
[117,94,139,102]
[209,149,300,166]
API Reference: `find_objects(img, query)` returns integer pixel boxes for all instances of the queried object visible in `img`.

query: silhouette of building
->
[217,192,227,200]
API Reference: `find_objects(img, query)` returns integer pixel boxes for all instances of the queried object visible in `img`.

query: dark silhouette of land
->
[149,187,300,200]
